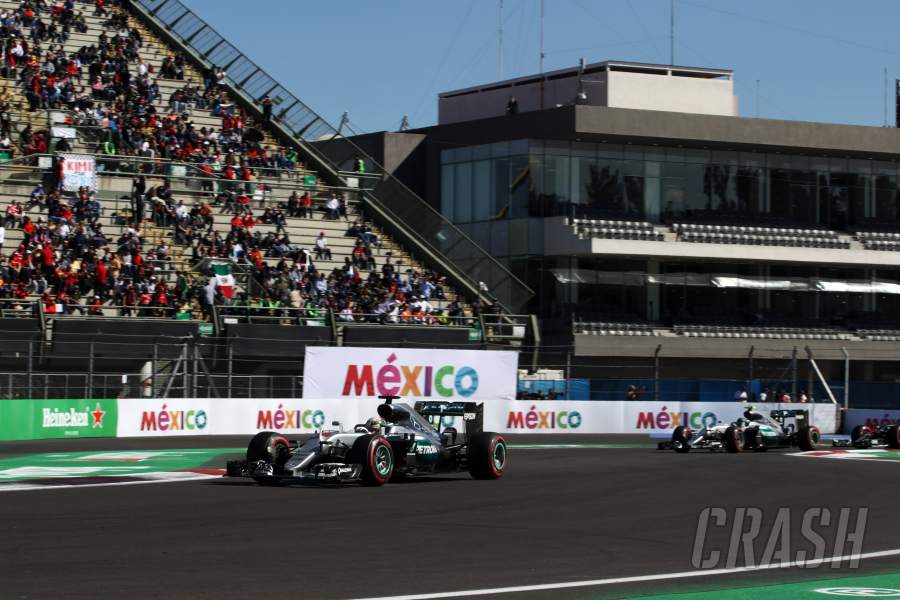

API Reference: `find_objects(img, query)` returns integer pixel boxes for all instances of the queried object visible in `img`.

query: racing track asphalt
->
[1,435,900,599]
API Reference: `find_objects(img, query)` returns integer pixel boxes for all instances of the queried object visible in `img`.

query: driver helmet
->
[365,417,383,431]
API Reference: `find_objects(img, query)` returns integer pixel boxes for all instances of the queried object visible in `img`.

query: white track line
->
[349,548,900,600]
[0,471,221,492]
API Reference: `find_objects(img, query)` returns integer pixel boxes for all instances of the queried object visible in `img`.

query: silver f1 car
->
[669,408,820,453]
[225,396,508,486]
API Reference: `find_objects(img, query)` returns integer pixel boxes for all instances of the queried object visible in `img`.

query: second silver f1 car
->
[669,408,820,453]
[225,396,508,486]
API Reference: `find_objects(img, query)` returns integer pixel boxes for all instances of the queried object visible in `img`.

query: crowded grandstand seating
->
[0,0,470,326]
[673,223,849,249]
[572,319,658,336]
[855,231,900,251]
[571,217,664,241]
[674,324,850,340]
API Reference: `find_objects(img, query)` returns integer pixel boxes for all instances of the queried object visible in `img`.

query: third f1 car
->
[669,407,820,453]
[833,422,900,449]
[225,396,507,486]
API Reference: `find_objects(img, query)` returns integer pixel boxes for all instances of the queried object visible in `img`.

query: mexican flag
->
[211,263,235,299]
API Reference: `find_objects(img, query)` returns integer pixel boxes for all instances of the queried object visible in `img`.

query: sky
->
[182,0,900,134]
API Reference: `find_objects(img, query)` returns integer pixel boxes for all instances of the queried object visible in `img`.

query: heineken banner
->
[0,399,117,441]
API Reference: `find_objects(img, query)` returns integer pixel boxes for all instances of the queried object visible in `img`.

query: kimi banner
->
[302,347,519,401]
[60,153,96,191]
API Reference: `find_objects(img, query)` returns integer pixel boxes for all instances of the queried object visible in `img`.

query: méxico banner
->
[302,347,518,401]
[59,153,96,191]
[0,399,117,441]
[489,401,840,435]
[116,397,388,437]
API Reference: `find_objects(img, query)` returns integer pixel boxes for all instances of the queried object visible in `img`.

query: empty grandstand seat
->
[570,218,664,242]
[673,324,850,340]
[855,232,900,251]
[673,222,848,249]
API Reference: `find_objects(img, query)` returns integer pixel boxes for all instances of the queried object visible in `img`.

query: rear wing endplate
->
[414,401,483,434]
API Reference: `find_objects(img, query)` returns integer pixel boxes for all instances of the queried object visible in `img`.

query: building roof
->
[438,60,733,99]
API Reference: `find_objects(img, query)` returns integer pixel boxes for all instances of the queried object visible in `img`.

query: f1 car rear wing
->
[414,401,484,435]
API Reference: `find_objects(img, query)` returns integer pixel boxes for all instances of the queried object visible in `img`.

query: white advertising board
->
[302,347,518,401]
[116,399,841,437]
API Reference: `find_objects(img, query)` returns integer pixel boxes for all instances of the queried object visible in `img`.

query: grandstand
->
[0,0,537,399]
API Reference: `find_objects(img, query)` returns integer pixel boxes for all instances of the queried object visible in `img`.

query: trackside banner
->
[114,398,840,437]
[302,347,518,401]
[489,401,840,435]
[116,398,388,437]
[0,399,117,441]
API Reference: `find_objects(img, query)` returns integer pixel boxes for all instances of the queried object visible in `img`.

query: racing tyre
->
[887,425,900,449]
[724,426,744,453]
[671,426,691,453]
[468,432,508,479]
[351,434,394,486]
[744,428,767,452]
[246,431,290,485]
[798,426,821,451]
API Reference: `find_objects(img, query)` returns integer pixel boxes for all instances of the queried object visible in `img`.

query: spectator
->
[314,232,331,260]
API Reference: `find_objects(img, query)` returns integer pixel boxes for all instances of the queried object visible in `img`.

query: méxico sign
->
[302,347,518,400]
[0,399,117,441]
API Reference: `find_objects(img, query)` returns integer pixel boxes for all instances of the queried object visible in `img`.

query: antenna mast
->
[670,0,675,66]
[498,0,503,79]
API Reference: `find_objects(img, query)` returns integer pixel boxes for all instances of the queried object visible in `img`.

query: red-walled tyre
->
[351,434,394,486]
[246,431,290,485]
[468,432,508,479]
[798,426,821,451]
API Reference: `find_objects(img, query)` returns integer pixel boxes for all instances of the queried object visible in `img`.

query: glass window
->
[623,144,643,161]
[472,160,492,221]
[440,164,454,220]
[509,155,530,219]
[510,139,528,155]
[597,142,623,159]
[587,158,623,216]
[683,148,710,164]
[543,154,571,214]
[491,141,510,158]
[493,157,511,218]
[455,146,473,162]
[572,141,596,158]
[441,148,456,165]
[472,144,491,160]
[571,155,595,206]
[454,162,472,223]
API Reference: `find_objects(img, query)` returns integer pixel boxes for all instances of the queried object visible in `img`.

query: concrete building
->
[351,61,900,397]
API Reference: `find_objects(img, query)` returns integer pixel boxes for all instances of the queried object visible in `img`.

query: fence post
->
[192,343,198,399]
[747,345,754,396]
[27,340,33,399]
[227,344,233,399]
[654,344,662,402]
[152,343,158,399]
[87,342,94,399]
[182,343,189,398]
[791,346,798,401]
[841,346,850,410]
